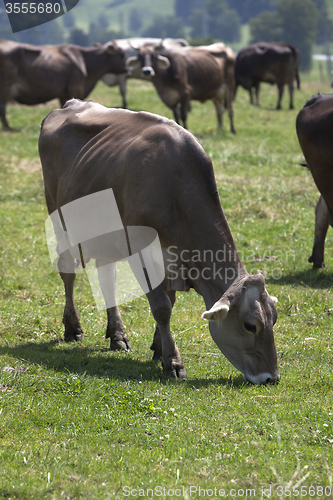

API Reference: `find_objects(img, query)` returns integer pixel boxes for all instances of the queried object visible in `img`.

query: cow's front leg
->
[150,290,176,361]
[308,195,330,269]
[147,286,186,379]
[106,306,131,351]
[59,252,83,342]
[172,104,181,125]
[180,93,190,129]
[96,260,131,351]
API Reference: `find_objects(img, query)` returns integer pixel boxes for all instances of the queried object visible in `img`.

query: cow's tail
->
[289,44,301,90]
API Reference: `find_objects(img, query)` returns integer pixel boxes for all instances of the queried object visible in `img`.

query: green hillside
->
[72,0,175,32]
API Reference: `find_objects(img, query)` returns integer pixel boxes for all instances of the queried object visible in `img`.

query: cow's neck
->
[164,209,247,310]
[79,46,110,94]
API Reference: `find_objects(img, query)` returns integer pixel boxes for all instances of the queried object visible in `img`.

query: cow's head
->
[103,40,127,74]
[126,43,170,79]
[202,273,279,384]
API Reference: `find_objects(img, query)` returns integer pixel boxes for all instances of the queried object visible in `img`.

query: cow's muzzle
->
[142,67,155,77]
[244,372,280,385]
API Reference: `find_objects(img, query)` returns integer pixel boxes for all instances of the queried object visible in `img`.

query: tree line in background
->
[0,0,331,70]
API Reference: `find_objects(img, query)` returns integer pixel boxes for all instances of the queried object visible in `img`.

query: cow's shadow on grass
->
[267,268,333,289]
[0,340,246,388]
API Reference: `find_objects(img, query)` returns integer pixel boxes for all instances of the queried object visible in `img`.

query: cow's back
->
[236,42,298,84]
[167,48,225,100]
[39,99,220,247]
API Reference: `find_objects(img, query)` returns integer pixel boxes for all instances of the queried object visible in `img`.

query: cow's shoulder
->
[40,99,112,139]
[56,44,87,76]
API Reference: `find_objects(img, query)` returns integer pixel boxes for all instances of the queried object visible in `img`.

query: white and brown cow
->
[126,41,236,132]
[100,37,189,108]
[39,98,279,384]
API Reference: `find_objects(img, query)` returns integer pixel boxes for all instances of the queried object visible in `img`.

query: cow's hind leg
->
[0,101,11,131]
[308,195,330,269]
[150,290,176,361]
[276,84,284,109]
[288,81,294,109]
[254,82,260,106]
[213,98,223,129]
[147,286,186,379]
[59,251,83,342]
[96,260,131,351]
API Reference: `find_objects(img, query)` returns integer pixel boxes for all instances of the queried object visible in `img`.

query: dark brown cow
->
[0,39,126,130]
[236,42,300,109]
[296,93,333,268]
[39,98,279,384]
[126,42,236,132]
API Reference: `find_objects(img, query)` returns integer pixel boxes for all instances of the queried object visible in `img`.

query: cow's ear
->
[108,41,118,54]
[201,303,229,322]
[157,55,170,69]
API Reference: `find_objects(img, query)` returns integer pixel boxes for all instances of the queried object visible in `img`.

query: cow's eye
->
[244,322,257,334]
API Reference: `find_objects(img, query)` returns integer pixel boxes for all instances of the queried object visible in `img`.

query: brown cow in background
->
[236,42,300,109]
[0,39,126,130]
[296,93,333,269]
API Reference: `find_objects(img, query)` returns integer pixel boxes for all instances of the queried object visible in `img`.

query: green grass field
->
[0,66,333,499]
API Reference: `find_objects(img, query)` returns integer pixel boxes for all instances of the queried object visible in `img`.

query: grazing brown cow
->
[39,98,279,384]
[236,42,300,109]
[126,42,236,132]
[296,93,333,268]
[0,39,126,130]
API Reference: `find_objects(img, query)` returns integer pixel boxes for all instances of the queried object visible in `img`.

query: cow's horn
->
[155,38,165,50]
[129,41,140,51]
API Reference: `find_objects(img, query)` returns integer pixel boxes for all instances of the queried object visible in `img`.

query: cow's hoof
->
[110,335,131,352]
[163,362,187,379]
[308,255,325,269]
[64,324,83,342]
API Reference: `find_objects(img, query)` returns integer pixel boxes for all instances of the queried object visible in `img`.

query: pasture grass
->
[1,71,333,499]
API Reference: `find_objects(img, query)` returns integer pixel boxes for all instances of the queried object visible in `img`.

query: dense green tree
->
[249,11,282,43]
[208,7,241,42]
[129,7,143,35]
[188,0,240,42]
[227,0,277,24]
[312,0,333,44]
[69,27,91,46]
[278,0,318,70]
[249,0,318,71]
[175,0,198,24]
[141,15,185,39]
[63,11,75,29]
[189,9,204,39]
